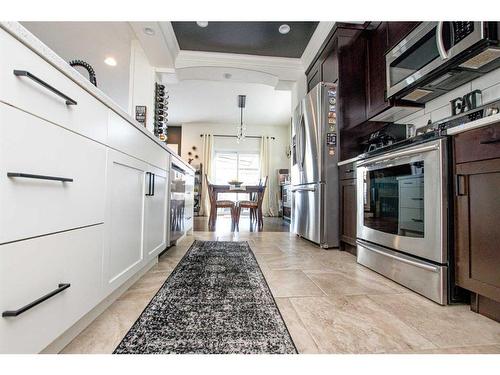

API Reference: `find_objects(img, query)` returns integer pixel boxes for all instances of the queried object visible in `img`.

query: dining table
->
[208,184,263,231]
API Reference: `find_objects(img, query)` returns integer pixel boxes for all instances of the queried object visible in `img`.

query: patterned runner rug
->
[114,240,297,354]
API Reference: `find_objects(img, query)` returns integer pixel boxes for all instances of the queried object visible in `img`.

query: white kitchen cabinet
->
[0,225,103,354]
[143,164,169,261]
[103,149,149,293]
[0,102,106,244]
[0,28,108,144]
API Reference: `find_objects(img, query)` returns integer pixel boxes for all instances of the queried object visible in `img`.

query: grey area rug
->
[114,240,297,354]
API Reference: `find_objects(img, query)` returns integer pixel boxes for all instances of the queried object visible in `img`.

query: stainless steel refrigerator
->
[291,82,339,248]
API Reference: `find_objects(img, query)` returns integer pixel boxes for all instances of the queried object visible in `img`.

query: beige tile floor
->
[61,230,500,354]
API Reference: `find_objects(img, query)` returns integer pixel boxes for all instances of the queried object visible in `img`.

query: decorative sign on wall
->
[450,89,482,116]
[154,83,169,141]
[135,105,147,127]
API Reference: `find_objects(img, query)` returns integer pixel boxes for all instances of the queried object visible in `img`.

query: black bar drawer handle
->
[13,70,77,106]
[480,138,500,145]
[411,198,423,200]
[411,218,423,223]
[7,172,73,183]
[2,283,70,318]
[344,169,354,173]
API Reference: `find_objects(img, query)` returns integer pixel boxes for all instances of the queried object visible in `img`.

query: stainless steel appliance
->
[356,137,449,304]
[386,22,500,103]
[291,82,339,248]
[169,163,186,244]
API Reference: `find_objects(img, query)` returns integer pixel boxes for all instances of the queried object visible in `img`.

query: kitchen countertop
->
[0,21,194,172]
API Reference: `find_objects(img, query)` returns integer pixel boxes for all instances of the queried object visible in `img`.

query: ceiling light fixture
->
[224,73,232,79]
[279,24,291,34]
[196,21,209,28]
[236,95,247,143]
[104,57,117,67]
[143,27,155,36]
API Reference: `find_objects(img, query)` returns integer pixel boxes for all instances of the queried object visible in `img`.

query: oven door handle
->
[436,22,449,60]
[356,240,439,273]
[356,143,439,167]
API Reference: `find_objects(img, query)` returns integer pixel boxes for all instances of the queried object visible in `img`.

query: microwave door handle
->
[436,21,449,60]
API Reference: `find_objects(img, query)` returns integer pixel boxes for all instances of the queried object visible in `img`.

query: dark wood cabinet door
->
[339,34,367,129]
[455,157,500,303]
[340,178,357,246]
[321,40,339,83]
[386,22,419,51]
[366,22,390,119]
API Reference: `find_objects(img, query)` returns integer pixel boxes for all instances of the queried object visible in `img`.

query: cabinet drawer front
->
[398,176,424,188]
[0,225,103,353]
[108,111,169,170]
[454,123,500,164]
[0,104,106,243]
[0,29,107,143]
[400,187,424,208]
[399,207,424,232]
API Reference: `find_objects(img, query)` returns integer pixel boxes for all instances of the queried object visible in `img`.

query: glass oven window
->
[364,161,424,238]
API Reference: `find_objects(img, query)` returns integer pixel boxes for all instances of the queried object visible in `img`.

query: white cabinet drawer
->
[399,187,424,209]
[0,103,106,243]
[107,110,169,169]
[0,225,103,353]
[399,207,424,233]
[0,29,108,143]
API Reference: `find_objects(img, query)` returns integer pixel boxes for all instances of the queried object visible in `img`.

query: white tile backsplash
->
[397,67,500,129]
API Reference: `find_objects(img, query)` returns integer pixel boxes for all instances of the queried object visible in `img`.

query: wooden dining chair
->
[205,175,237,231]
[236,176,268,231]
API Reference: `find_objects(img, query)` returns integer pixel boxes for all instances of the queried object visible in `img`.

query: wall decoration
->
[135,105,147,127]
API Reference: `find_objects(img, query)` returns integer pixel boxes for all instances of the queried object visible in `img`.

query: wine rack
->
[154,83,168,141]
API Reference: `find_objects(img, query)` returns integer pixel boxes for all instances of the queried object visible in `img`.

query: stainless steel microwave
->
[386,22,500,103]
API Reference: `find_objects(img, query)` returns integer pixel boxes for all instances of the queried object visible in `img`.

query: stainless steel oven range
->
[355,137,449,304]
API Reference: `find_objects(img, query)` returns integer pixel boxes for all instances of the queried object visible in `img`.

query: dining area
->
[205,176,268,232]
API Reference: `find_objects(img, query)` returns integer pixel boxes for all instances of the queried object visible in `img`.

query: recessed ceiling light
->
[104,57,117,67]
[224,73,232,79]
[279,24,291,34]
[143,27,155,36]
[196,21,209,28]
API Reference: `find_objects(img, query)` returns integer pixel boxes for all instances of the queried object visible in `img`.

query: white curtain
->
[260,136,277,216]
[200,134,213,216]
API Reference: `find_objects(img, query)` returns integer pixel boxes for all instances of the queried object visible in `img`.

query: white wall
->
[397,67,500,128]
[128,40,155,133]
[291,74,307,113]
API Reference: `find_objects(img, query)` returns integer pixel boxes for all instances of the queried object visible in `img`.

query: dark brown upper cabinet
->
[365,22,389,119]
[305,25,367,130]
[386,22,419,51]
[365,22,420,120]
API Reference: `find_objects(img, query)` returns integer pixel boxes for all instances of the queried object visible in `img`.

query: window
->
[213,151,260,204]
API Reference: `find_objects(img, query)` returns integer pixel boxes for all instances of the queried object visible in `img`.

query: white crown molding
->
[300,21,336,70]
[175,50,305,82]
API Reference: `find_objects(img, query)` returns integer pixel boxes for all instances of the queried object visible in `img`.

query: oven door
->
[356,139,447,263]
[386,22,482,99]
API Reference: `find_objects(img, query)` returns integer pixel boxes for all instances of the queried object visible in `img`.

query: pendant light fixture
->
[236,94,247,143]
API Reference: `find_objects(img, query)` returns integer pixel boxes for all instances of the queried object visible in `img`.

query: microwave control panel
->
[453,22,474,44]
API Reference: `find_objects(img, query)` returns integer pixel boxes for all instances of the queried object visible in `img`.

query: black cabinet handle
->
[345,169,354,173]
[411,218,423,223]
[411,197,423,200]
[145,172,152,196]
[480,138,500,145]
[7,172,73,182]
[145,172,155,196]
[2,283,70,318]
[152,173,155,196]
[13,70,77,106]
